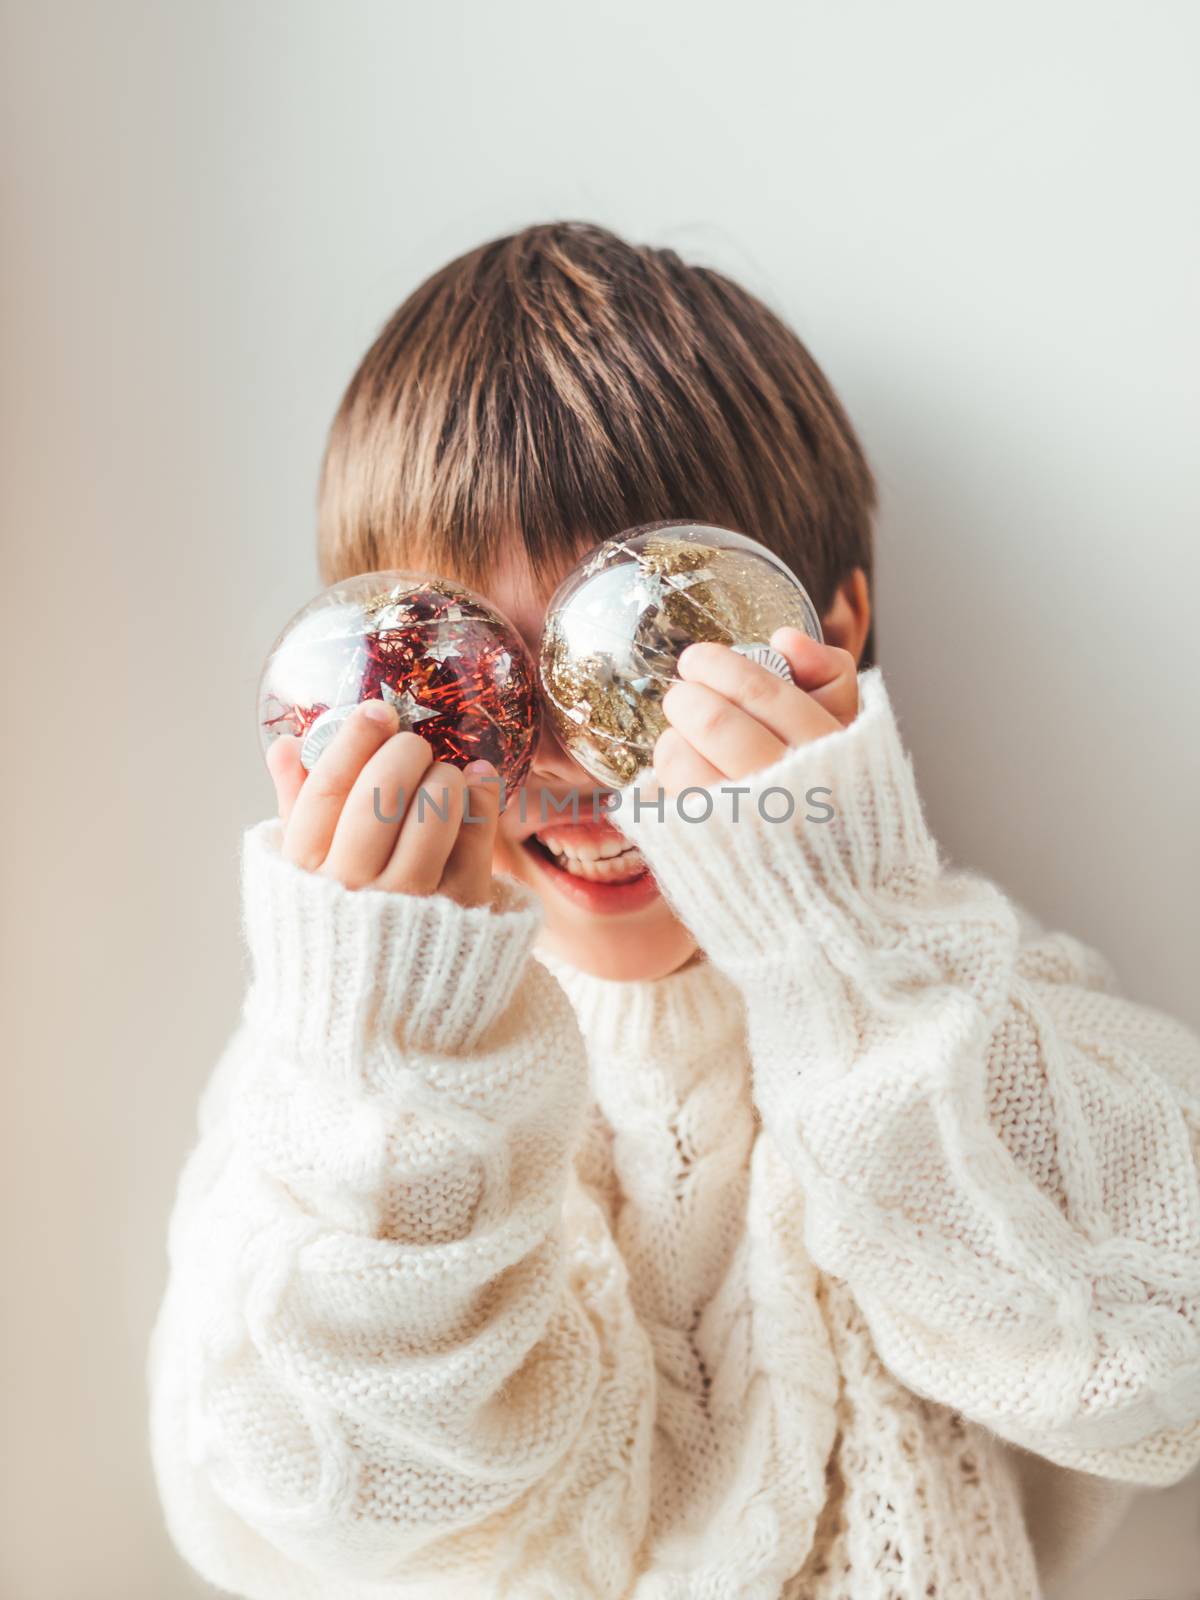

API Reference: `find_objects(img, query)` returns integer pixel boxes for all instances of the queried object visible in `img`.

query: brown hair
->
[318,220,876,661]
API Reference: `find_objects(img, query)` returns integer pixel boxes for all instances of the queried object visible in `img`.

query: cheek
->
[489,819,529,879]
[495,797,530,845]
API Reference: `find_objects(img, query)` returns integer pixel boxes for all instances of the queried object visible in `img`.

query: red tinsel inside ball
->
[258,576,538,786]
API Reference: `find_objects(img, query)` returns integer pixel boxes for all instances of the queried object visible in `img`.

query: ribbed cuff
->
[239,819,545,1075]
[611,670,941,971]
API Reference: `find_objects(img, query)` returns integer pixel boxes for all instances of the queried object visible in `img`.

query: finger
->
[266,735,306,827]
[321,731,437,888]
[770,628,859,727]
[438,760,501,907]
[378,761,467,897]
[676,640,840,747]
[282,698,400,871]
[650,725,724,800]
[659,679,788,782]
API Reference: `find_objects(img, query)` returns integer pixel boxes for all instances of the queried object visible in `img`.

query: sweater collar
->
[532,945,746,1063]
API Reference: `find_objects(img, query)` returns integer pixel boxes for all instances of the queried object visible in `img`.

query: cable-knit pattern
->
[150,825,655,1599]
[615,669,1200,1489]
[148,673,1200,1598]
[536,953,841,1599]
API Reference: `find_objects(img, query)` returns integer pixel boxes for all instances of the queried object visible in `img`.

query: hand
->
[266,699,501,907]
[651,627,859,798]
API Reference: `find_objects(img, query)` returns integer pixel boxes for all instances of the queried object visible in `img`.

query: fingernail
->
[464,758,496,778]
[360,698,397,725]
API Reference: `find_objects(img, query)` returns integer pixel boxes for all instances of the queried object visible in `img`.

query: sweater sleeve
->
[613,668,1200,1486]
[147,820,650,1597]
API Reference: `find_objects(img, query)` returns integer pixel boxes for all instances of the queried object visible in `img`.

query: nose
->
[528,706,591,787]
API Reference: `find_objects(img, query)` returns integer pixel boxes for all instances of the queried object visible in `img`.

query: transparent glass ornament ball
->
[539,521,823,787]
[257,571,539,785]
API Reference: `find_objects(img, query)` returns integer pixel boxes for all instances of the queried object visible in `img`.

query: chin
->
[536,912,699,982]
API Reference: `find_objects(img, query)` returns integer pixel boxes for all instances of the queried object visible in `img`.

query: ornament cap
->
[730,641,795,682]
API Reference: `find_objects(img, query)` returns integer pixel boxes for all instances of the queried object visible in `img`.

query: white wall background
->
[2,2,1197,1596]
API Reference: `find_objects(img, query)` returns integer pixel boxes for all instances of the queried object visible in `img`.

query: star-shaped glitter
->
[421,626,466,664]
[380,681,440,725]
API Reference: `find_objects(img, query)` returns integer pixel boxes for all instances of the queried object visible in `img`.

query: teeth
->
[536,834,647,882]
[543,836,630,862]
[557,846,647,882]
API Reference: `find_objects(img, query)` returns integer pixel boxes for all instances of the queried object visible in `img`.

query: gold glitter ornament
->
[539,521,824,786]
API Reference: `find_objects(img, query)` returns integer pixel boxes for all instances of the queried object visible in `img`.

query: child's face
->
[483,545,701,982]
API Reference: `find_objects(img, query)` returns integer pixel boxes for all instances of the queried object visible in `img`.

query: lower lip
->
[521,838,663,915]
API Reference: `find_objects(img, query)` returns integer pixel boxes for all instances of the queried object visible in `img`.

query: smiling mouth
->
[524,829,648,883]
[519,819,661,912]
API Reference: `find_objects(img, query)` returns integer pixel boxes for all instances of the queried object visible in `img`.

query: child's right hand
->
[266,699,500,908]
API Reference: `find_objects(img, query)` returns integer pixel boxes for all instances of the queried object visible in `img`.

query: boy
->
[148,222,1200,1599]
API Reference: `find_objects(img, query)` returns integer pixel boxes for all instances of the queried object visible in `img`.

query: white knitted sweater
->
[148,670,1200,1599]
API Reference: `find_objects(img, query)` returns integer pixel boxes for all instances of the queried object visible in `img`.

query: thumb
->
[266,735,306,826]
[771,628,860,728]
[438,760,501,908]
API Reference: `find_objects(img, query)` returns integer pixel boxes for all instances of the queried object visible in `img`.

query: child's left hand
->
[651,626,859,797]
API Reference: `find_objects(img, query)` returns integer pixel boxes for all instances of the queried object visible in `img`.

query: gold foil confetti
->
[539,523,823,787]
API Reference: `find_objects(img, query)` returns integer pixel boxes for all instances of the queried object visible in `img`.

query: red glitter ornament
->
[258,573,538,785]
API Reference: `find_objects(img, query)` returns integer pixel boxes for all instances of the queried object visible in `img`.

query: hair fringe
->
[317,221,876,662]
